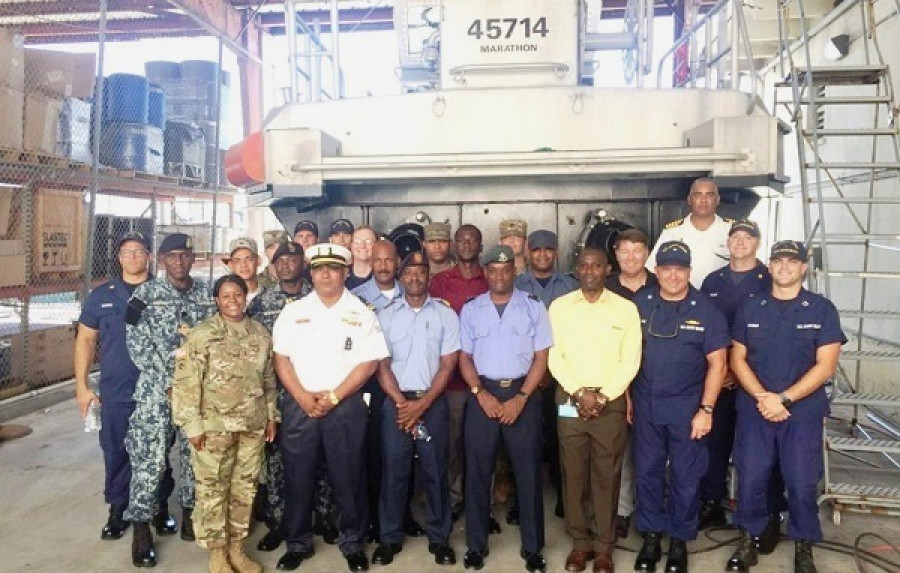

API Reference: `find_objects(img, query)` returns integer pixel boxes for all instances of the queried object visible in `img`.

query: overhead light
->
[824,34,850,60]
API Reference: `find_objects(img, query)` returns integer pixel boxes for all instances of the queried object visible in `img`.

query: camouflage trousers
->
[192,429,265,548]
[124,398,195,522]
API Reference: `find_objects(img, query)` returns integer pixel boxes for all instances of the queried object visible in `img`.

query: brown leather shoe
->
[565,550,595,572]
[593,553,615,573]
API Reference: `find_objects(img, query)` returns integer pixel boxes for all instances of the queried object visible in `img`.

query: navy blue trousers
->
[464,382,544,554]
[379,395,451,545]
[733,413,824,542]
[633,414,707,541]
[280,392,369,556]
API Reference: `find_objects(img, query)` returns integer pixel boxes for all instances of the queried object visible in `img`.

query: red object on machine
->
[224,131,264,187]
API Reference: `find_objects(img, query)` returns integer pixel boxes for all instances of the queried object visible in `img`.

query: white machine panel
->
[440,0,580,88]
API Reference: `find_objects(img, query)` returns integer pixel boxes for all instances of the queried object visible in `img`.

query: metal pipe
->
[313,20,323,101]
[856,423,900,470]
[330,0,342,99]
[867,411,900,441]
[284,0,298,103]
[208,38,224,286]
[656,0,729,86]
[730,0,739,90]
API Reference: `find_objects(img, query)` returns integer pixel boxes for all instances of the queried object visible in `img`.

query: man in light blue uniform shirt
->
[459,245,553,573]
[372,251,460,567]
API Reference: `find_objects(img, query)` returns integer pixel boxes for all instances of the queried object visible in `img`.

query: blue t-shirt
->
[78,277,145,403]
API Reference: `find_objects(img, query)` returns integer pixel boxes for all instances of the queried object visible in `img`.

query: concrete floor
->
[1,401,899,573]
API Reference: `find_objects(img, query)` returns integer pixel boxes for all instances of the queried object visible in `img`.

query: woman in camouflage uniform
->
[173,274,280,573]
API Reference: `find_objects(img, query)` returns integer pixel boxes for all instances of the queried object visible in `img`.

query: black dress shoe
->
[131,522,157,568]
[372,543,402,565]
[463,550,486,570]
[615,515,631,540]
[257,525,285,551]
[404,519,425,537]
[428,543,456,565]
[698,499,727,530]
[151,503,177,536]
[664,538,688,573]
[488,515,501,534]
[521,551,546,572]
[345,550,369,571]
[506,507,520,526]
[726,531,759,572]
[795,541,818,573]
[179,508,195,541]
[634,531,663,572]
[451,502,464,522]
[277,549,315,570]
[101,504,129,540]
[756,513,781,554]
[365,523,378,544]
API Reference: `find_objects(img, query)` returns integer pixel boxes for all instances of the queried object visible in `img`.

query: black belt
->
[401,390,427,399]
[479,376,526,389]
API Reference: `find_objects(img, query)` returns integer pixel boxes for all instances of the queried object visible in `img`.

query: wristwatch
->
[471,385,482,396]
[328,390,340,406]
[700,404,714,414]
[516,391,529,401]
[780,393,793,408]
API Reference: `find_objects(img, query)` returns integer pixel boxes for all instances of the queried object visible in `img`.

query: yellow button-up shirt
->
[548,287,642,400]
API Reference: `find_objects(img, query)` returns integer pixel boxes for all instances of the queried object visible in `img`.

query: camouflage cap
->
[158,233,193,255]
[481,245,515,266]
[271,241,304,263]
[424,222,452,241]
[263,229,290,248]
[222,237,258,263]
[499,218,527,238]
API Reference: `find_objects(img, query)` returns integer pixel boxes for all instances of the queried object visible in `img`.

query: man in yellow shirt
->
[549,247,642,573]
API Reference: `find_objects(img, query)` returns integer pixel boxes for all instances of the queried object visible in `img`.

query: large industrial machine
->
[226,0,786,265]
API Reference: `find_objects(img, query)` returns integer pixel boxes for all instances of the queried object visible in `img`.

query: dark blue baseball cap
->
[655,240,691,267]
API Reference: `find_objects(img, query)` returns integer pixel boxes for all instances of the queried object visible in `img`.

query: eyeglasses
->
[352,239,375,246]
[119,249,149,258]
[646,305,679,339]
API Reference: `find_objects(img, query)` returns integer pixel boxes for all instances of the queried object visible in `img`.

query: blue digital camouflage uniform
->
[246,281,319,530]
[124,276,215,523]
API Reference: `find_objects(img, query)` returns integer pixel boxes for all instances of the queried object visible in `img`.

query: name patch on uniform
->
[342,317,362,327]
[679,324,706,332]
[796,323,822,330]
[344,337,353,350]
[101,303,114,308]
[295,317,310,324]
[708,293,719,298]
[748,323,760,328]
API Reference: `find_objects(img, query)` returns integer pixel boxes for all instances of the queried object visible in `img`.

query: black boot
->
[726,531,759,572]
[634,531,663,572]
[101,504,129,540]
[756,513,781,554]
[664,538,687,573]
[180,508,195,541]
[698,499,727,530]
[794,541,818,573]
[151,502,177,535]
[131,522,157,567]
[258,523,285,551]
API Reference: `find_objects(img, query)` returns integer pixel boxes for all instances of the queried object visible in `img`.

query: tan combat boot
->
[227,539,263,573]
[209,546,234,573]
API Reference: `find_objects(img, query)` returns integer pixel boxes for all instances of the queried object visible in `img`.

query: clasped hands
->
[477,391,526,425]
[755,391,790,423]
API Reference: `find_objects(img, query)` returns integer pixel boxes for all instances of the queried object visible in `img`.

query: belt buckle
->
[499,379,512,388]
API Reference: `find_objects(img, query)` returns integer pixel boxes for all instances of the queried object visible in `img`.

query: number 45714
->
[467,17,549,40]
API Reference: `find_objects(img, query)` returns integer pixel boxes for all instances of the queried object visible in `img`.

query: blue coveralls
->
[632,286,729,540]
[731,289,846,542]
[699,262,786,513]
[78,277,173,508]
[376,296,460,546]
[460,289,553,555]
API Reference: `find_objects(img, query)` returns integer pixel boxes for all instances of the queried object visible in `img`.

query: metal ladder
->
[777,0,900,524]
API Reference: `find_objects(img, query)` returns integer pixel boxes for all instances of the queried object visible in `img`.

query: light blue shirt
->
[459,289,553,380]
[514,271,578,309]
[352,277,404,311]
[378,296,461,391]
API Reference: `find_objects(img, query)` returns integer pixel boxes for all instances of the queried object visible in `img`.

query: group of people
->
[74,177,845,573]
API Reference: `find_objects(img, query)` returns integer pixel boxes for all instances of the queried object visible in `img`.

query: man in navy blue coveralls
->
[699,220,787,549]
[727,240,845,573]
[459,245,552,573]
[632,241,728,573]
[74,232,174,541]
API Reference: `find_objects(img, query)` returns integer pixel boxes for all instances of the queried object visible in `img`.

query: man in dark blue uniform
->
[698,220,786,543]
[513,230,577,522]
[632,241,728,573]
[727,240,845,573]
[372,251,460,567]
[75,232,177,541]
[459,245,553,573]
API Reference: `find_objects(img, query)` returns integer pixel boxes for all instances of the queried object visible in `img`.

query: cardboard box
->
[0,240,24,256]
[5,325,77,387]
[0,254,26,287]
[34,188,83,273]
[0,187,15,238]
[0,86,24,150]
[25,48,96,99]
[0,28,25,91]
[25,93,64,155]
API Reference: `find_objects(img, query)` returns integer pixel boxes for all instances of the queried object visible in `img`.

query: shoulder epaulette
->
[528,293,541,302]
[664,218,684,229]
[436,298,452,308]
[722,216,734,223]
[355,294,376,311]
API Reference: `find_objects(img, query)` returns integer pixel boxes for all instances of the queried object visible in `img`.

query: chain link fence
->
[0,3,247,400]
